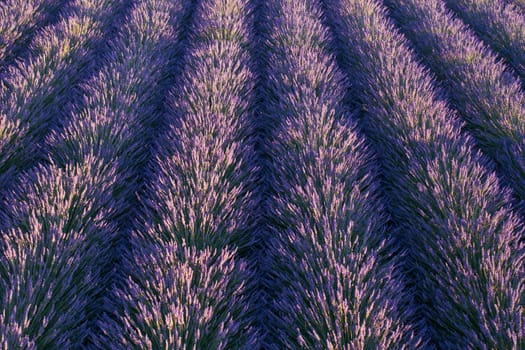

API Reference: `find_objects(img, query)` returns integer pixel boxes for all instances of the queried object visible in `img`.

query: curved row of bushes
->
[383,0,525,216]
[101,0,262,347]
[0,0,128,200]
[0,0,524,348]
[262,0,419,347]
[322,0,525,347]
[0,0,66,67]
[0,0,189,346]
[444,0,525,83]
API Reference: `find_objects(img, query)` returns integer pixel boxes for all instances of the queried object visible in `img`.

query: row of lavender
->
[445,0,525,84]
[99,0,262,346]
[323,0,524,347]
[0,0,129,197]
[0,0,131,347]
[261,0,418,347]
[0,0,524,348]
[0,0,67,69]
[0,0,186,346]
[385,0,525,217]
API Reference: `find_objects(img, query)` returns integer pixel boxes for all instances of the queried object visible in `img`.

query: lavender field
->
[0,0,524,348]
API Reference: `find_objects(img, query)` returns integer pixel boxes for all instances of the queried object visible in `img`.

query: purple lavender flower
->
[0,158,119,348]
[0,0,127,201]
[103,242,254,349]
[261,0,421,348]
[1,0,188,346]
[323,0,525,347]
[1,0,525,348]
[443,0,525,83]
[0,0,67,68]
[98,0,261,347]
[382,0,525,215]
[511,0,525,12]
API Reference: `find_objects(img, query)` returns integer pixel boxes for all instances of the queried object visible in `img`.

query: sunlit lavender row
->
[323,0,524,347]
[99,0,261,347]
[1,0,524,348]
[1,1,127,347]
[1,0,184,346]
[262,0,420,347]
[444,0,525,83]
[0,0,66,68]
[0,0,127,202]
[383,0,525,211]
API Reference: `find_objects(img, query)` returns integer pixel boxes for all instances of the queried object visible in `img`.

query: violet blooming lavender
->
[0,0,127,203]
[511,0,525,12]
[382,0,525,215]
[322,0,525,348]
[1,0,188,346]
[0,0,66,68]
[100,0,261,348]
[0,158,119,348]
[262,0,420,348]
[443,0,525,83]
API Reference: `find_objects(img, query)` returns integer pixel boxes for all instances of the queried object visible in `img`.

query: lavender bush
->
[382,0,525,216]
[262,0,420,348]
[0,159,119,348]
[322,0,525,347]
[511,0,525,12]
[99,0,261,347]
[443,0,525,83]
[0,0,126,203]
[1,0,188,346]
[0,0,66,68]
[1,0,525,348]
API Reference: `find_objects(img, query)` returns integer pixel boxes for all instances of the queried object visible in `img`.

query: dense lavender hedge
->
[1,0,525,348]
[0,0,66,68]
[383,0,525,216]
[102,0,261,347]
[443,0,525,83]
[512,0,525,12]
[1,0,187,346]
[262,0,420,348]
[0,0,125,202]
[0,159,118,348]
[323,0,525,347]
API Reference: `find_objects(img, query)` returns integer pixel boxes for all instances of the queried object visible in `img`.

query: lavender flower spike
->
[101,0,261,347]
[323,0,525,347]
[509,0,525,12]
[0,0,66,68]
[443,0,525,84]
[262,0,421,348]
